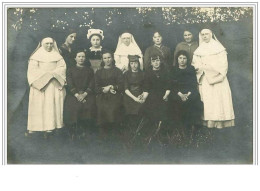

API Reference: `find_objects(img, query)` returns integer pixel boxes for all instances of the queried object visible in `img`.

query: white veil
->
[30,37,63,62]
[114,33,142,56]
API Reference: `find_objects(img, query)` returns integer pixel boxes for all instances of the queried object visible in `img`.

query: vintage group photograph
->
[6,5,254,164]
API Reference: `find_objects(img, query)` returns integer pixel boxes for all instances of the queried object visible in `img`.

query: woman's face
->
[65,33,76,45]
[183,31,193,43]
[201,30,211,43]
[130,61,139,72]
[90,35,101,48]
[178,54,188,68]
[122,36,131,46]
[151,57,161,70]
[153,32,162,46]
[75,52,86,66]
[102,53,113,67]
[42,39,54,52]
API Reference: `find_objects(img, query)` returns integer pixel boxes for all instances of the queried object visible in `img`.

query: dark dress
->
[140,67,171,121]
[85,48,103,73]
[63,66,96,125]
[59,44,75,68]
[144,45,172,71]
[95,67,124,125]
[123,71,145,115]
[169,66,202,125]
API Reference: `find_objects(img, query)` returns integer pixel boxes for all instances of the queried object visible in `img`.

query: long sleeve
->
[143,71,151,93]
[95,70,103,94]
[124,73,129,90]
[85,69,95,94]
[52,58,66,87]
[114,69,124,93]
[164,70,172,91]
[27,59,47,85]
[66,68,77,95]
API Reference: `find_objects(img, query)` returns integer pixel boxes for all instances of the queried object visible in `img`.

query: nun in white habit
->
[27,37,66,135]
[114,32,143,73]
[192,29,235,129]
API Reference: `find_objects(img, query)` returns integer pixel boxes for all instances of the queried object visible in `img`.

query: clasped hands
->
[178,92,191,102]
[133,93,147,104]
[75,92,88,103]
[102,85,116,94]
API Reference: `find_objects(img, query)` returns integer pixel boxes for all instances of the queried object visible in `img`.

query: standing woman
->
[26,37,66,138]
[95,50,124,140]
[170,50,203,143]
[63,50,96,140]
[86,28,104,73]
[173,29,198,66]
[144,31,172,71]
[114,32,143,73]
[59,29,77,68]
[192,28,235,129]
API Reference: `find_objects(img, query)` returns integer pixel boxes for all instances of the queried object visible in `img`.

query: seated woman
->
[63,50,96,140]
[173,29,198,66]
[169,50,203,143]
[95,50,124,141]
[144,31,172,71]
[26,37,66,138]
[133,53,171,146]
[114,32,143,73]
[123,55,145,138]
[85,28,104,73]
[59,29,77,68]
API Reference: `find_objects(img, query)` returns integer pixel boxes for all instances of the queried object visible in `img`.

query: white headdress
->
[87,29,104,40]
[194,29,226,56]
[114,32,142,56]
[29,37,63,62]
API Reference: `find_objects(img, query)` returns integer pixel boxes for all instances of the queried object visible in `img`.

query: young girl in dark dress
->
[169,50,202,143]
[133,54,171,146]
[123,55,145,141]
[63,50,96,140]
[95,50,124,141]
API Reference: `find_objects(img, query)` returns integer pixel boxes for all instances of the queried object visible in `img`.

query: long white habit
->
[27,38,66,132]
[192,29,235,128]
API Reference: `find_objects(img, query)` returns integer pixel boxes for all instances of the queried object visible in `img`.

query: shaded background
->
[7,7,253,164]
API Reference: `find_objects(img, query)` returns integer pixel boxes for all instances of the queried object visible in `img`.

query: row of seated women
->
[26,28,235,145]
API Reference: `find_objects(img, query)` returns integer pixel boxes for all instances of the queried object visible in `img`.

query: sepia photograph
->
[5,2,255,165]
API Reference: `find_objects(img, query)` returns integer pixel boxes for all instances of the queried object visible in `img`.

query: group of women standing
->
[26,27,235,146]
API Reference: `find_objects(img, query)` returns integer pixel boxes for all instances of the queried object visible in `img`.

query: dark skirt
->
[169,93,203,125]
[123,86,143,115]
[96,92,123,125]
[140,93,168,121]
[64,94,96,125]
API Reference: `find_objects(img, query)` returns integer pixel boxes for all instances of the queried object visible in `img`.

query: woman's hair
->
[100,50,115,67]
[175,50,190,66]
[64,29,77,41]
[128,59,141,72]
[153,30,163,37]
